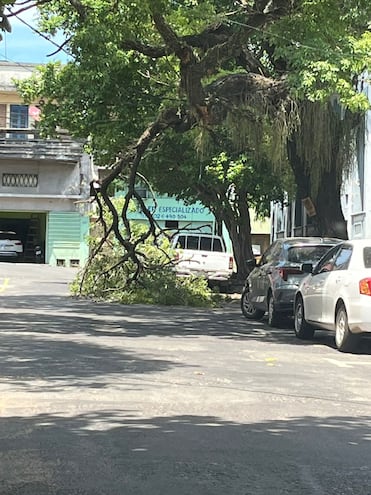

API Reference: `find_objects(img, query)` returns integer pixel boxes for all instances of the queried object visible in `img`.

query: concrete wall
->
[0,62,38,91]
[0,159,82,196]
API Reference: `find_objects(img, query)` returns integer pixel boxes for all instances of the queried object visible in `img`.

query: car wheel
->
[241,289,265,320]
[294,295,314,339]
[335,304,358,352]
[267,293,282,327]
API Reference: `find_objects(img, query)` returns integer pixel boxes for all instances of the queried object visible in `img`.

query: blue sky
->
[0,8,69,64]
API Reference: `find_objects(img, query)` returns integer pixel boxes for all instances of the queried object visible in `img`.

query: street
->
[0,262,371,495]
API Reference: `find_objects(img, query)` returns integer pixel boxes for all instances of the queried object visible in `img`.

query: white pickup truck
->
[171,232,234,286]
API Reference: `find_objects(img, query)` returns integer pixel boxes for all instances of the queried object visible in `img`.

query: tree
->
[287,100,359,239]
[5,0,371,282]
[142,130,291,279]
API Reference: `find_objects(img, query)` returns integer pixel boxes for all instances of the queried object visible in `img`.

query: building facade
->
[0,61,93,267]
[342,72,371,239]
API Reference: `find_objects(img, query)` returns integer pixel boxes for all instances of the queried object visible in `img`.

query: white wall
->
[342,73,371,239]
[0,196,79,212]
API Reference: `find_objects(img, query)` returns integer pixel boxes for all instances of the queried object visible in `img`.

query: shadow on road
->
[1,294,371,357]
[0,411,370,494]
[0,330,180,391]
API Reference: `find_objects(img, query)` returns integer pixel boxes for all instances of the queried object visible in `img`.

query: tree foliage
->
[2,0,371,286]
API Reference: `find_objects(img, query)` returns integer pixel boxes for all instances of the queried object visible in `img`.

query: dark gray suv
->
[241,237,341,327]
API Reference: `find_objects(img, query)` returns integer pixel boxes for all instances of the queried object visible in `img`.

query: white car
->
[171,233,234,286]
[294,239,371,352]
[0,231,24,259]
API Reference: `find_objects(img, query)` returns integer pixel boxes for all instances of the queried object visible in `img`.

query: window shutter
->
[0,104,7,128]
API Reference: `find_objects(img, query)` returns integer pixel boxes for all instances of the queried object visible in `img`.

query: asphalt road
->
[0,262,371,495]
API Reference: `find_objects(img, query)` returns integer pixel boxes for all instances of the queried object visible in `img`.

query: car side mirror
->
[246,258,257,268]
[301,262,313,274]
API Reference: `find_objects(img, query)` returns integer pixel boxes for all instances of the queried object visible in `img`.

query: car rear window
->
[363,247,371,268]
[287,245,334,263]
[187,236,199,250]
[176,235,186,249]
[0,232,18,240]
[212,238,224,252]
[200,237,212,251]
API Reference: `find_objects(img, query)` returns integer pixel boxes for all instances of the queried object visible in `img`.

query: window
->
[10,105,29,128]
[165,220,179,229]
[134,186,148,198]
[187,235,199,250]
[287,245,335,264]
[260,243,277,265]
[0,104,6,128]
[200,236,212,251]
[260,241,282,265]
[333,246,352,270]
[176,235,186,249]
[363,247,371,268]
[0,231,18,240]
[314,246,340,274]
[212,237,223,252]
[10,104,29,139]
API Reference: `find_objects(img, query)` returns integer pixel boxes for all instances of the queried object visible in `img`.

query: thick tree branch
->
[151,11,209,122]
[198,1,295,75]
[84,106,194,284]
[121,23,231,58]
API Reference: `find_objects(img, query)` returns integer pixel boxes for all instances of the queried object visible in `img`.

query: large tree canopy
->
[3,0,371,281]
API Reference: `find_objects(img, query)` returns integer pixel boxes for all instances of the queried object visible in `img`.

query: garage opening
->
[0,212,47,263]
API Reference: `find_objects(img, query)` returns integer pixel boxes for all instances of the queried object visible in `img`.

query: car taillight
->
[278,267,302,282]
[359,278,371,296]
[174,252,180,261]
[229,256,234,270]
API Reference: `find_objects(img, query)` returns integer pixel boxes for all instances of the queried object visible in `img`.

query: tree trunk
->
[213,194,254,282]
[311,167,348,239]
[287,139,348,240]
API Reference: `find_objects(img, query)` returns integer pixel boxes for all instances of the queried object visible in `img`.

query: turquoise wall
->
[128,196,216,232]
[46,211,89,267]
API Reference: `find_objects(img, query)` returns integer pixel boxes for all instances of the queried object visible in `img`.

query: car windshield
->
[287,245,333,264]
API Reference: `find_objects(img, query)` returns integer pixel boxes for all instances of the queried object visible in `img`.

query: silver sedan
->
[294,239,371,352]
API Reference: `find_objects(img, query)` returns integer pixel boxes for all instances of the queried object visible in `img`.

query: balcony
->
[0,129,85,163]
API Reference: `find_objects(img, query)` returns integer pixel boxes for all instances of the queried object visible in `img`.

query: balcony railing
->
[0,128,85,163]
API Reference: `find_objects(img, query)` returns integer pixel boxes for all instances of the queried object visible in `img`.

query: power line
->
[227,17,371,61]
[0,49,40,72]
[6,6,71,58]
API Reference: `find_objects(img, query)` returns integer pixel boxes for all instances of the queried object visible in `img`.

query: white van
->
[171,233,234,284]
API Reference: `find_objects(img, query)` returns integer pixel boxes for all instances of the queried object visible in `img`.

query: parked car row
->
[241,237,371,352]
